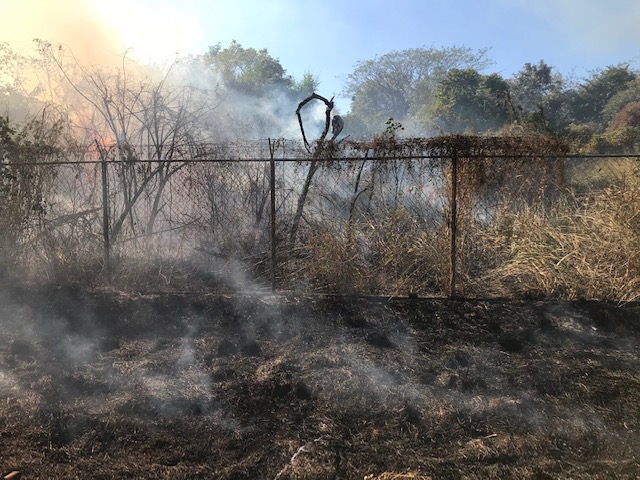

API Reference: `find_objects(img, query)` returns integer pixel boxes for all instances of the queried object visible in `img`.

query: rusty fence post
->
[449,152,458,299]
[268,139,277,293]
[95,140,111,278]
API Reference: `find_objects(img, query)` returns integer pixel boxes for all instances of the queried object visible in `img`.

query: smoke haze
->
[0,0,126,66]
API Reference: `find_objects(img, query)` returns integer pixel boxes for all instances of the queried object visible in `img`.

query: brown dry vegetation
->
[283,134,640,301]
[3,133,639,302]
[1,281,639,479]
[478,185,640,301]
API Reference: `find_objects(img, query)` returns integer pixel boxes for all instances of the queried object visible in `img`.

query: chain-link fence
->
[2,138,639,300]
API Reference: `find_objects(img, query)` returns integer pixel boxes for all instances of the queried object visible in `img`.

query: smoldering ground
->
[1,282,639,479]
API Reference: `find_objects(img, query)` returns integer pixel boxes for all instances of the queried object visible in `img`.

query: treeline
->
[1,40,639,157]
[343,47,640,152]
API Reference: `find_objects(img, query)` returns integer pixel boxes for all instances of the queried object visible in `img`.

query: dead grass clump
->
[486,184,640,301]
[366,209,449,296]
[292,210,450,296]
[290,224,369,294]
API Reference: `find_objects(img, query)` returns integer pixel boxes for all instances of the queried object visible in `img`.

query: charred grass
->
[0,284,639,479]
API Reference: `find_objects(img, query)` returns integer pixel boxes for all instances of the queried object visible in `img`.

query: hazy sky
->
[2,0,639,111]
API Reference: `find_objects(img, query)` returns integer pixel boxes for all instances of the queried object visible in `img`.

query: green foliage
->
[205,40,292,96]
[430,68,510,132]
[345,46,493,135]
[570,65,637,130]
[290,72,320,100]
[509,61,563,112]
[506,60,573,134]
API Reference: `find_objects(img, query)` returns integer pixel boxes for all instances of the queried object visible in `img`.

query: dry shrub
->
[294,210,450,296]
[291,224,369,294]
[35,226,105,283]
[105,238,210,292]
[366,209,449,296]
[18,232,209,291]
[486,184,640,301]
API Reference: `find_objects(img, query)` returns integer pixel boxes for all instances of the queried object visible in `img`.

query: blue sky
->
[3,0,640,112]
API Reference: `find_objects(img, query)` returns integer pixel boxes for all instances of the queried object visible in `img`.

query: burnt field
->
[1,283,639,479]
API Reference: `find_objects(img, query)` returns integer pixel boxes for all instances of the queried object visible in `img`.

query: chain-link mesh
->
[2,141,639,300]
[275,156,451,295]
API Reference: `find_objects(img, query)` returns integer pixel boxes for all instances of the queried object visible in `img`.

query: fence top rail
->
[4,152,640,167]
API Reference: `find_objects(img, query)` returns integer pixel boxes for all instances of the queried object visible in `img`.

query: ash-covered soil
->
[1,283,639,479]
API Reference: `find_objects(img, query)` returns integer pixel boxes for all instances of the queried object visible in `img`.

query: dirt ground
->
[1,282,639,479]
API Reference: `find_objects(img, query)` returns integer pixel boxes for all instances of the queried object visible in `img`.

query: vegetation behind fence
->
[1,135,639,301]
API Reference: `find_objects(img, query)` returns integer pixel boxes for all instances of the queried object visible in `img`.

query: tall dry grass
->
[291,177,640,302]
[285,209,451,296]
[478,184,640,301]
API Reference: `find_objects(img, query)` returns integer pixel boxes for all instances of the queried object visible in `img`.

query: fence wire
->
[2,140,638,300]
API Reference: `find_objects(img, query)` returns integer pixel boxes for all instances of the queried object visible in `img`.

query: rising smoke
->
[0,0,328,140]
[0,0,125,67]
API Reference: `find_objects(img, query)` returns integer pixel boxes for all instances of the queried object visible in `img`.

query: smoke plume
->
[0,0,128,67]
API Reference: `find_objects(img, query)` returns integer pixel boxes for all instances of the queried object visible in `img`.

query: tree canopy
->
[430,68,510,133]
[204,40,293,97]
[345,46,493,134]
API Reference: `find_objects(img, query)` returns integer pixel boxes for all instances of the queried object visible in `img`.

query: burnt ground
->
[0,283,639,479]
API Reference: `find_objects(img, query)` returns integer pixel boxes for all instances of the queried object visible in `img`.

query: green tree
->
[290,72,320,100]
[602,101,640,152]
[509,61,562,112]
[430,68,510,133]
[507,60,573,132]
[601,78,640,125]
[570,65,637,130]
[345,46,493,134]
[205,40,292,97]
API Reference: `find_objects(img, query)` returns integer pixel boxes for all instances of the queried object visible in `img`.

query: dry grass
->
[1,134,639,301]
[289,174,640,302]
[479,184,640,301]
[287,210,450,296]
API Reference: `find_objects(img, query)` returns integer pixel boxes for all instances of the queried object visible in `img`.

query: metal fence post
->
[268,139,277,293]
[449,152,458,299]
[96,141,111,278]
